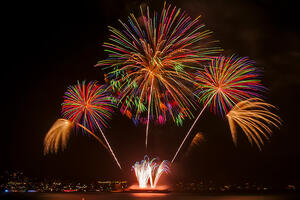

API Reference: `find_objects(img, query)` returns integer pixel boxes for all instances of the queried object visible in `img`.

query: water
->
[1,193,299,200]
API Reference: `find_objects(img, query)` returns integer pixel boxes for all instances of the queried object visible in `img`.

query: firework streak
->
[97,3,222,148]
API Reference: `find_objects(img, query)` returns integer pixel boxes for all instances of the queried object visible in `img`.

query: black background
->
[2,0,300,186]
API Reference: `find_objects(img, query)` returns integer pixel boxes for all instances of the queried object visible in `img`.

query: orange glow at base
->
[131,193,168,197]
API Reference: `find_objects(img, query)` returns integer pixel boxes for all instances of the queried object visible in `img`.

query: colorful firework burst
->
[44,81,122,169]
[62,81,115,132]
[196,55,264,115]
[171,55,264,163]
[97,3,221,147]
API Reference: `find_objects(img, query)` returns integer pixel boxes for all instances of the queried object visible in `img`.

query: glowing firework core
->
[133,156,169,189]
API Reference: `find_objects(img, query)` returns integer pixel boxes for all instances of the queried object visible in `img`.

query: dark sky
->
[3,0,300,185]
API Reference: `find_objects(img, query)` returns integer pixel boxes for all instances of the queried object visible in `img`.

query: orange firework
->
[44,119,108,155]
[226,98,281,150]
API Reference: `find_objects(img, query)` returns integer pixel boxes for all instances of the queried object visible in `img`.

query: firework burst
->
[62,81,114,132]
[172,55,263,162]
[44,81,122,169]
[196,55,264,115]
[97,3,221,147]
[226,98,281,150]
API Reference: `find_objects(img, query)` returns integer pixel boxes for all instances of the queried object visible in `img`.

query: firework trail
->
[226,98,281,150]
[44,118,108,155]
[133,156,169,188]
[172,55,264,162]
[44,81,122,169]
[96,3,221,148]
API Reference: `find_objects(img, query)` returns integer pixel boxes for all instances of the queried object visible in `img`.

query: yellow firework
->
[44,119,108,155]
[44,119,73,154]
[226,98,281,150]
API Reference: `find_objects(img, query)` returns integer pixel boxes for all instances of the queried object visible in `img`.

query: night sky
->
[3,0,300,185]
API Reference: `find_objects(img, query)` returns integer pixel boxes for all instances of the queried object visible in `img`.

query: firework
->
[44,119,74,154]
[96,3,221,148]
[185,132,205,156]
[133,156,169,188]
[226,98,281,150]
[62,81,114,132]
[44,81,122,169]
[172,55,263,162]
[196,55,264,115]
[44,118,108,155]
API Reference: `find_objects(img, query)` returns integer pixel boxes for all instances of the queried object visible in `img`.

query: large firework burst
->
[97,3,221,147]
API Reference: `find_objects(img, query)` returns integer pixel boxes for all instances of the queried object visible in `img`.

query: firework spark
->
[172,55,263,162]
[226,98,281,150]
[133,156,169,188]
[97,3,221,148]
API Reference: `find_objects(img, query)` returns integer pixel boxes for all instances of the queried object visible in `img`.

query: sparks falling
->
[44,118,108,155]
[226,98,281,150]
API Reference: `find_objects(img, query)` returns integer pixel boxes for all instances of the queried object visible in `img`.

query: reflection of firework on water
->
[44,81,122,169]
[97,3,221,147]
[172,55,263,163]
[44,119,108,155]
[226,98,281,150]
[133,156,169,188]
